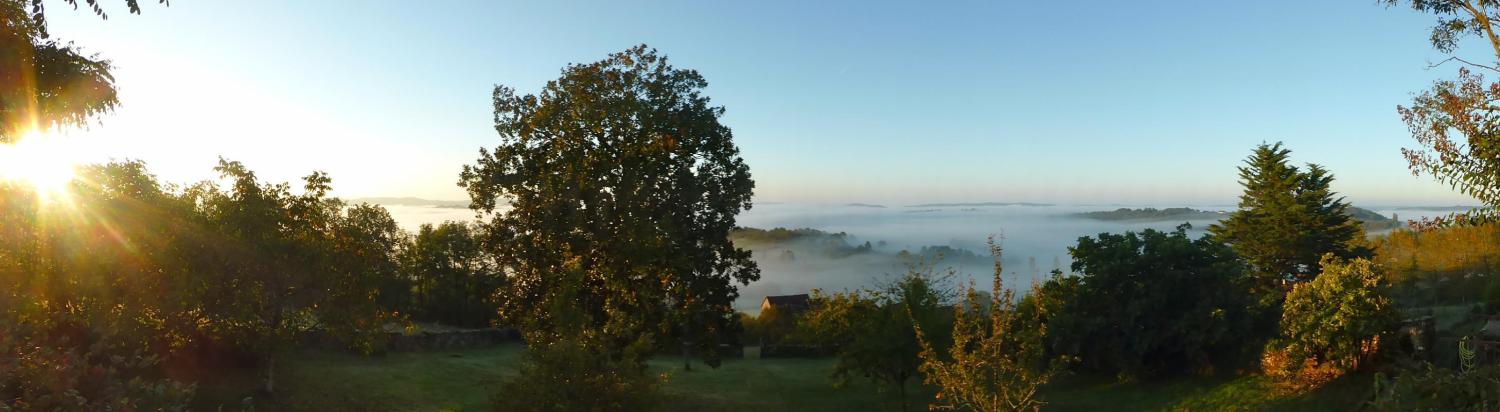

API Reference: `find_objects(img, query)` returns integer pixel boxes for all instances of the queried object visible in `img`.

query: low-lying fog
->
[376,201,1466,314]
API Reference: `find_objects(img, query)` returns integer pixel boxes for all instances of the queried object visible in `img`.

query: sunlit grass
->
[193,344,1375,411]
[0,129,79,205]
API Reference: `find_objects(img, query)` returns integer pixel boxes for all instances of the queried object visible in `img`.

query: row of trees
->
[10,0,1491,406]
[1,5,508,394]
[0,159,409,406]
[0,159,511,408]
[774,140,1398,411]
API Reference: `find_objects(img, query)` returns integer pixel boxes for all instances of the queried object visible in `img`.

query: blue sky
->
[38,0,1485,206]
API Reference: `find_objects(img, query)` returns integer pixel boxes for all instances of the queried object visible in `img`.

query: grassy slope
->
[1045,373,1372,412]
[198,344,1369,411]
[194,346,524,411]
[196,345,912,412]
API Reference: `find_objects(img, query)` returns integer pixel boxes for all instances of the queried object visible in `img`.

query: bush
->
[1264,256,1398,390]
[1486,277,1500,314]
[1369,365,1500,411]
[0,314,196,411]
[492,332,663,412]
[914,239,1062,412]
[1045,225,1260,379]
[800,265,953,409]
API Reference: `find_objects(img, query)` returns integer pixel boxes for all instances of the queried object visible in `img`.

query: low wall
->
[759,344,832,358]
[297,327,521,353]
[384,328,520,352]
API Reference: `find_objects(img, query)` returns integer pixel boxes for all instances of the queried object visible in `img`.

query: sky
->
[32,0,1490,206]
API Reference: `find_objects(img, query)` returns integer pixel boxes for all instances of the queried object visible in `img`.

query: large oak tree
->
[460,45,759,367]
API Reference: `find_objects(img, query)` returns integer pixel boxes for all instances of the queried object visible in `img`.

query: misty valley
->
[378,200,1465,313]
[12,2,1500,411]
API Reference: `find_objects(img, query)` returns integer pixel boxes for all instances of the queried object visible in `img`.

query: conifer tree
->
[1210,143,1367,293]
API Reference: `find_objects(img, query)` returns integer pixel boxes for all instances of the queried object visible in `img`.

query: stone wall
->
[383,328,520,352]
[759,344,832,358]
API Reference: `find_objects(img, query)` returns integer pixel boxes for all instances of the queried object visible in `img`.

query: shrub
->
[492,332,663,412]
[0,314,196,411]
[1045,225,1260,379]
[1369,366,1500,411]
[913,239,1062,412]
[1264,255,1398,390]
[801,264,953,410]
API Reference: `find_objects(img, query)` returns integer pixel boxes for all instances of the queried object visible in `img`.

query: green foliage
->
[1374,223,1500,305]
[493,266,663,412]
[398,221,502,327]
[0,314,196,411]
[1047,225,1259,379]
[1384,2,1500,226]
[1381,0,1500,55]
[730,227,836,244]
[0,163,199,409]
[913,240,1061,412]
[749,304,803,346]
[730,227,873,258]
[1398,67,1500,227]
[1265,256,1398,389]
[2,0,165,141]
[0,159,404,403]
[492,334,664,412]
[19,0,165,37]
[460,45,758,366]
[188,159,402,392]
[1209,143,1369,293]
[1486,277,1500,312]
[1369,365,1500,411]
[801,264,952,410]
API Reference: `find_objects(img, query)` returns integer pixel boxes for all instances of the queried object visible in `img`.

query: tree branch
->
[1428,55,1500,73]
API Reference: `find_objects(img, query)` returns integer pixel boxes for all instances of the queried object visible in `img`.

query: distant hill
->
[729,227,876,259]
[352,197,469,208]
[1349,206,1404,232]
[730,227,840,244]
[907,202,1054,208]
[1074,206,1405,231]
[1346,206,1391,222]
[1389,205,1481,212]
[846,203,886,208]
[1074,207,1226,221]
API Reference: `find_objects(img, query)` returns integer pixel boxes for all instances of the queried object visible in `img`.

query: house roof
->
[763,294,811,310]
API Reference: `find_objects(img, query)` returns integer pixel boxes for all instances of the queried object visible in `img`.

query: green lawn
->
[196,344,1372,411]
[196,344,915,412]
[1044,373,1372,412]
[194,346,526,411]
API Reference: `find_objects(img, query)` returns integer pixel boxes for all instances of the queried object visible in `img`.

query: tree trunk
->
[898,377,908,412]
[263,354,276,397]
[681,320,693,371]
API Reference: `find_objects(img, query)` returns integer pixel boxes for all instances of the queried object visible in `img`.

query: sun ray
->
[0,129,80,205]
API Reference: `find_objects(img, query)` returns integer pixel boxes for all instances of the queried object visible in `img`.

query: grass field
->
[196,343,1373,411]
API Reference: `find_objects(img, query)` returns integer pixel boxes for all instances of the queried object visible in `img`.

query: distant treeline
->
[730,226,997,266]
[1074,207,1226,221]
[1075,206,1404,231]
[731,227,877,259]
[907,201,1053,207]
[731,227,844,244]
[354,197,471,209]
[1376,223,1500,281]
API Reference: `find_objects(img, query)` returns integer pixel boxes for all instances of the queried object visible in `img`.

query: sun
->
[0,130,79,203]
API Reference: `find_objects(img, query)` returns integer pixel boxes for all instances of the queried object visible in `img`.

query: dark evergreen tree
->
[1209,143,1367,293]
